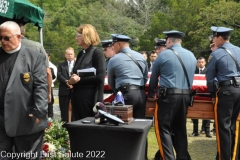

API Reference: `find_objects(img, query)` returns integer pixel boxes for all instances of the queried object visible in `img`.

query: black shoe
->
[206,132,212,138]
[189,132,199,137]
[211,128,216,136]
[200,130,205,134]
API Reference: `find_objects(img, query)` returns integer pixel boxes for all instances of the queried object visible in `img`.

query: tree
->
[191,1,240,58]
[138,0,218,57]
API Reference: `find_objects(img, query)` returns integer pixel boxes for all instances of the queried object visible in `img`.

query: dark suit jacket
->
[57,60,74,96]
[4,45,48,137]
[195,67,206,74]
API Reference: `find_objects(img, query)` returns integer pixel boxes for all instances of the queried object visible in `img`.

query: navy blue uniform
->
[149,41,196,159]
[206,42,240,160]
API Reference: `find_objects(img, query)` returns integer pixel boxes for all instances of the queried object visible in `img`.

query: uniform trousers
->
[214,85,240,160]
[122,88,146,118]
[154,94,191,160]
[71,86,95,121]
[122,88,147,159]
[0,113,44,160]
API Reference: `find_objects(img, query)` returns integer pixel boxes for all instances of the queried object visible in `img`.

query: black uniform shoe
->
[200,129,205,134]
[206,132,212,138]
[189,132,199,137]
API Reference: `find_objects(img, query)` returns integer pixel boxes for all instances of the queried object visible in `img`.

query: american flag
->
[104,73,211,102]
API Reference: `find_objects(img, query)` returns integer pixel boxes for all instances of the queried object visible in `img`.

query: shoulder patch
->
[208,56,213,63]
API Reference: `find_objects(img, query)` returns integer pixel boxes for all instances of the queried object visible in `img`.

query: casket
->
[104,74,240,121]
[105,105,134,124]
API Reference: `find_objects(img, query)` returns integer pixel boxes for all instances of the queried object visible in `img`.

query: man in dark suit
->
[57,47,75,122]
[190,57,212,138]
[0,21,48,159]
[148,50,157,72]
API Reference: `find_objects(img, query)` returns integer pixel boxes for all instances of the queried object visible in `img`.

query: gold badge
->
[208,56,213,63]
[23,73,30,83]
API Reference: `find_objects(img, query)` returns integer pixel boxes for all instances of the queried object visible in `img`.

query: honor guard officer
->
[206,26,240,160]
[148,30,196,160]
[101,39,115,72]
[107,34,148,118]
[154,38,166,55]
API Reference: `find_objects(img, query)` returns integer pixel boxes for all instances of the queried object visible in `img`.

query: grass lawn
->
[147,119,216,160]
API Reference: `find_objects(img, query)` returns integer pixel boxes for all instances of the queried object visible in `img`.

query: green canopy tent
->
[0,0,44,44]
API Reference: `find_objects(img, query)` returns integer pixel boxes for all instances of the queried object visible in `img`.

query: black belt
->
[166,88,190,95]
[219,80,233,87]
[118,85,144,90]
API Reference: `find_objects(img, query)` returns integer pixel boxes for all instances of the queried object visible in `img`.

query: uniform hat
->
[154,38,166,49]
[163,30,185,39]
[211,26,233,36]
[98,110,124,126]
[101,39,113,48]
[111,34,131,42]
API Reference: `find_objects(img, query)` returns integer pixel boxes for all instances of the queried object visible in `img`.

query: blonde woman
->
[68,24,105,120]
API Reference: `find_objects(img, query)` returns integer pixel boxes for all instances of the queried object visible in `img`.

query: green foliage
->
[192,1,240,58]
[26,0,240,62]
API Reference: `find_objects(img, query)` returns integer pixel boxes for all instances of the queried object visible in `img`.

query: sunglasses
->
[0,34,17,41]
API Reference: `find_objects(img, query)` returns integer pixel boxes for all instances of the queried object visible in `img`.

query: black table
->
[64,117,152,160]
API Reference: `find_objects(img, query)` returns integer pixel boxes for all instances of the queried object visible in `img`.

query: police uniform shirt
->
[107,46,148,90]
[148,44,196,96]
[206,42,240,94]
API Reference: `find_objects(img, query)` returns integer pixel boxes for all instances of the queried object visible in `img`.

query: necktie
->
[150,62,154,72]
[199,69,202,74]
[69,61,73,76]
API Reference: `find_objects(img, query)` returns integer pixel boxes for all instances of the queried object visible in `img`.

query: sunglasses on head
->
[0,34,17,41]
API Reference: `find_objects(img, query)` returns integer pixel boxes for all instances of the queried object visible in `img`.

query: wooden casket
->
[105,105,134,124]
[145,98,240,121]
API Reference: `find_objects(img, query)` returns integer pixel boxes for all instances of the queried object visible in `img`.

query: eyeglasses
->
[0,34,17,41]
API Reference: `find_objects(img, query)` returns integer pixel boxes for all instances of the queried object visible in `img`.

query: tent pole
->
[39,27,43,45]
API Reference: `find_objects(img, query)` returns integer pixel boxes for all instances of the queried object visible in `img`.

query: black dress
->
[71,46,105,120]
